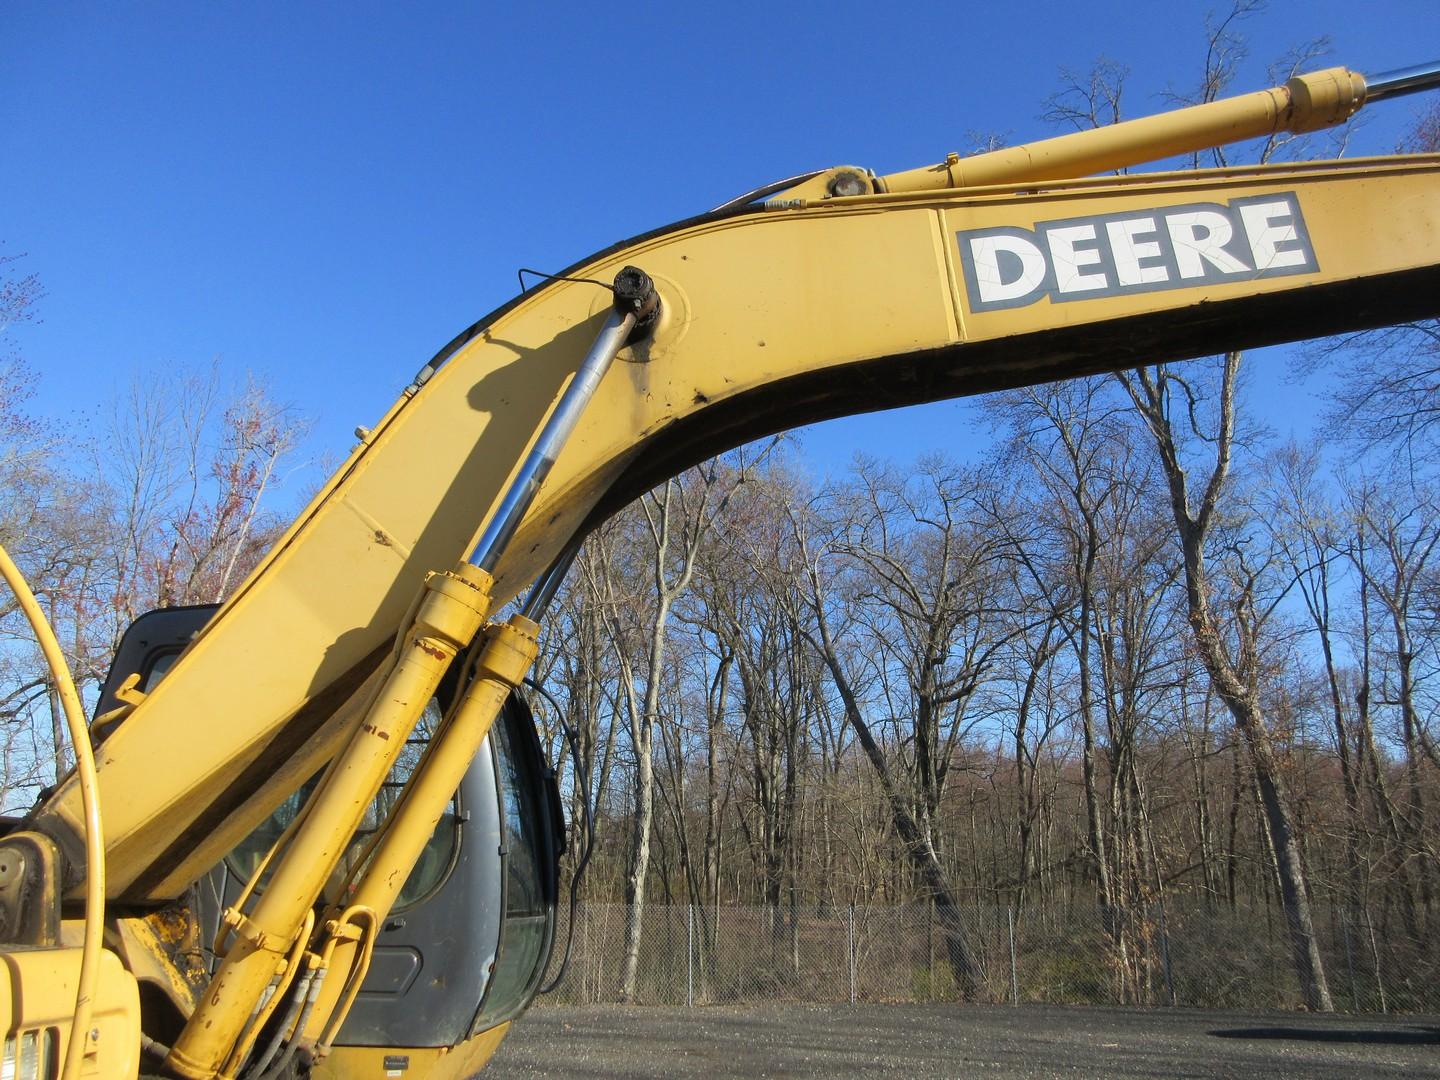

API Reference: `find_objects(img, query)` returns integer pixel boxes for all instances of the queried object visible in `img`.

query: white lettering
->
[1166,211,1250,278]
[1239,200,1307,270]
[969,233,1047,304]
[1047,224,1108,293]
[1106,217,1168,287]
[957,193,1314,312]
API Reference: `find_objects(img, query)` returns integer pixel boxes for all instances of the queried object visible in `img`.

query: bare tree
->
[1343,477,1440,928]
[100,367,306,627]
[1264,443,1366,907]
[790,457,1025,997]
[0,256,111,795]
[1303,94,1440,466]
[989,382,1126,924]
[991,377,1188,998]
[1119,354,1333,1010]
[604,458,758,1002]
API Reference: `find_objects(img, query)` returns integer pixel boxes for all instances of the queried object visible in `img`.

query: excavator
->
[1,58,1438,1080]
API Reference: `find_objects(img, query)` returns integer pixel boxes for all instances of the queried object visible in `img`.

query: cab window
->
[226,698,460,912]
[473,701,554,1026]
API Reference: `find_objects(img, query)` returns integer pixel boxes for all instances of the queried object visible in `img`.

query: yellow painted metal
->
[0,832,61,946]
[0,541,106,1080]
[220,908,314,1079]
[26,155,1440,919]
[310,1025,510,1080]
[109,910,208,1023]
[150,662,390,902]
[308,905,380,1060]
[0,948,140,1080]
[877,66,1367,193]
[165,563,492,1080]
[303,615,540,1055]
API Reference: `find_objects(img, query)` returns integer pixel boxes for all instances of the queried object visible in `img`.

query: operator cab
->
[95,605,564,1048]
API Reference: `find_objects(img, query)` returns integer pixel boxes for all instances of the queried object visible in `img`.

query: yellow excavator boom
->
[35,149,1440,903]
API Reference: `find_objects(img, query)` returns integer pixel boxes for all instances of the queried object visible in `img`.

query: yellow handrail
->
[0,541,105,1080]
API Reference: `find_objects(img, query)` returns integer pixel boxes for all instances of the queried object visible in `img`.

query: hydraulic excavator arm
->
[3,61,1439,1080]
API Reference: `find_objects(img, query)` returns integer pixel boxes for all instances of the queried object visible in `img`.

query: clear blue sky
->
[3,2,1436,493]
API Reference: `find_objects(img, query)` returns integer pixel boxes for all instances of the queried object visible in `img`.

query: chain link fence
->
[538,901,1439,1012]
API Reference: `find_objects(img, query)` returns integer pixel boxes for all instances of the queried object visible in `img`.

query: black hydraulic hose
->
[257,969,326,1080]
[245,969,314,1079]
[706,169,825,212]
[524,676,596,996]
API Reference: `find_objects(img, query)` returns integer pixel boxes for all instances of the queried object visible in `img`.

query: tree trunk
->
[618,721,653,1000]
[1121,357,1333,1011]
[805,578,980,997]
[1189,497,1333,1012]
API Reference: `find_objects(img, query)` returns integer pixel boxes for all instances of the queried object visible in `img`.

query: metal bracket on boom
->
[0,832,61,947]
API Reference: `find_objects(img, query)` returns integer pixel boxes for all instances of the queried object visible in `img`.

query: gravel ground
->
[489,1003,1440,1078]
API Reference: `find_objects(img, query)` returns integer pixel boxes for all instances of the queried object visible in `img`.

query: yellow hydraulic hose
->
[0,541,105,1080]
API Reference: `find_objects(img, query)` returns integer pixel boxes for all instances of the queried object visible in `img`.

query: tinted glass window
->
[140,649,182,690]
[488,916,547,1005]
[495,715,542,917]
[473,701,554,1027]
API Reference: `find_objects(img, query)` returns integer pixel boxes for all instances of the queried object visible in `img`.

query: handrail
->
[0,541,105,1080]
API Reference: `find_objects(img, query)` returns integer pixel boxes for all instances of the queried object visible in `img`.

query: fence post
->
[1155,902,1176,1006]
[1340,908,1359,1010]
[1007,906,1019,1006]
[927,899,934,1002]
[581,902,591,1004]
[1365,908,1388,1014]
[848,904,856,1005]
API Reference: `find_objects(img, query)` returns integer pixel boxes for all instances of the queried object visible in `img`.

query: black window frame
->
[469,695,560,1031]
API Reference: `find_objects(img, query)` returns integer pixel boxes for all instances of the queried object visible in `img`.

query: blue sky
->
[3,2,1437,497]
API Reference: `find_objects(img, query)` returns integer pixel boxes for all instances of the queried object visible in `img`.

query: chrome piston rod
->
[1365,61,1440,102]
[468,266,658,574]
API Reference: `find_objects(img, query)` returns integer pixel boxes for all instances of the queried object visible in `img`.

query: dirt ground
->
[489,1003,1440,1078]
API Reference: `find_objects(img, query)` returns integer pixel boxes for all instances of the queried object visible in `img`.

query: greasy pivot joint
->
[826,168,872,197]
[613,265,660,342]
[0,833,60,946]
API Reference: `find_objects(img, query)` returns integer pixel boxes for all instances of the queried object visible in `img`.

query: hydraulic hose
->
[0,540,105,1080]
